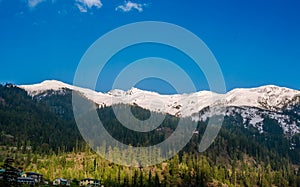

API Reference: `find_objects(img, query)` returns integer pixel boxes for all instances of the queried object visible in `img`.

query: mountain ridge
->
[19,80,300,116]
[19,80,300,96]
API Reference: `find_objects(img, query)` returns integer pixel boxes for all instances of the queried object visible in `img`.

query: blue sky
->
[0,0,300,94]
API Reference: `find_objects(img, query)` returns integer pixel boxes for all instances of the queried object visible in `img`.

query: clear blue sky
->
[0,0,299,94]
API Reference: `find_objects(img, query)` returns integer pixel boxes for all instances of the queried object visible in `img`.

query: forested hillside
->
[0,84,81,152]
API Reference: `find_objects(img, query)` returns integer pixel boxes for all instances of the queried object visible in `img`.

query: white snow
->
[225,85,299,111]
[19,80,226,118]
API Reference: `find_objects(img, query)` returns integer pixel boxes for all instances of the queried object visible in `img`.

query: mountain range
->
[19,80,300,137]
[0,79,299,168]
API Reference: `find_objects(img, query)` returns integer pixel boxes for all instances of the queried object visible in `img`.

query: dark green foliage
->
[0,84,82,152]
[98,104,178,146]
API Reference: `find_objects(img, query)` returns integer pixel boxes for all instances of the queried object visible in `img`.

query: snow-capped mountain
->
[19,80,300,116]
[19,80,300,136]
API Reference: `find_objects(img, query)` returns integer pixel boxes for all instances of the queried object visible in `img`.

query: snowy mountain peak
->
[19,80,74,95]
[108,87,158,96]
[33,80,71,88]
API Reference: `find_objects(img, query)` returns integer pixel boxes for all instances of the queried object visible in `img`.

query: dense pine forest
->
[0,84,300,186]
[1,143,300,187]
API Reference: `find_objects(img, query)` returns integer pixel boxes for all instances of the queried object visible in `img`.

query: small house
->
[23,172,43,183]
[53,178,71,186]
[80,178,100,186]
[17,177,35,185]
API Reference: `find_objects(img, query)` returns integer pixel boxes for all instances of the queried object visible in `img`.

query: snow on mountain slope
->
[19,80,112,106]
[19,80,300,118]
[225,86,300,111]
[19,80,225,117]
[193,106,300,136]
